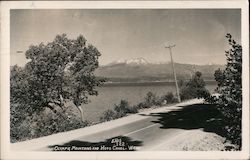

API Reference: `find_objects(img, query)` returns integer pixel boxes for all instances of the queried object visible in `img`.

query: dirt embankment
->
[157,129,235,151]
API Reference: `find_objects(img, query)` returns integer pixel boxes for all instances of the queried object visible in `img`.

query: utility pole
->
[165,44,181,103]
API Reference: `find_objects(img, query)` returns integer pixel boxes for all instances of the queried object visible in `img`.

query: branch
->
[59,94,65,108]
[46,104,57,114]
[48,99,64,109]
[50,101,61,106]
[46,104,67,120]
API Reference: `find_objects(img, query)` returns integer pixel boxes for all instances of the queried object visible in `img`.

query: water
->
[81,82,217,122]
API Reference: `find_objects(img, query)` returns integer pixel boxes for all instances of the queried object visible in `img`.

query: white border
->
[1,1,249,160]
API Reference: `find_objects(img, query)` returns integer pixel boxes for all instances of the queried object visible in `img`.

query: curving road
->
[12,99,222,151]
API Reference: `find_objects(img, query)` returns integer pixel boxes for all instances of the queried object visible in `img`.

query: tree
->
[10,65,32,141]
[11,34,104,123]
[180,71,210,100]
[211,34,242,148]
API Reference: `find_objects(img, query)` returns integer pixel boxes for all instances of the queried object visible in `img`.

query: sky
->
[10,9,241,66]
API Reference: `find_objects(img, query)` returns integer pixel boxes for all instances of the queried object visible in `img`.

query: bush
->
[10,103,89,142]
[136,102,147,109]
[115,100,138,117]
[10,116,32,142]
[208,34,242,149]
[136,91,178,109]
[145,92,157,106]
[10,101,32,142]
[135,92,159,109]
[99,91,180,123]
[30,109,89,140]
[160,92,178,104]
[144,92,160,107]
[180,72,210,100]
[129,106,139,114]
[100,100,138,122]
[100,109,117,122]
[114,100,130,117]
[180,85,195,100]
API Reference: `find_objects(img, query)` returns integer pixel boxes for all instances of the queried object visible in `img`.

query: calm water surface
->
[81,82,217,122]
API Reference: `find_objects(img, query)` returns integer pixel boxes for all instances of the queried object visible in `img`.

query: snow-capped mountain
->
[95,58,224,82]
[107,58,149,66]
[125,58,149,65]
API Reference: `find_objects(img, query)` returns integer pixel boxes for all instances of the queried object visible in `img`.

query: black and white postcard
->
[0,1,249,160]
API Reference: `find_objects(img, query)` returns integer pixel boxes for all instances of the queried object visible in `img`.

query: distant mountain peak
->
[126,58,149,65]
[108,58,149,66]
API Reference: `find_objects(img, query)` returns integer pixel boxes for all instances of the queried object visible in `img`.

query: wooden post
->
[165,45,181,103]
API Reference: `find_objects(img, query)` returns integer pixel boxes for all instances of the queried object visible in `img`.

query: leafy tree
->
[11,34,104,123]
[210,34,242,149]
[180,71,210,100]
[10,65,32,141]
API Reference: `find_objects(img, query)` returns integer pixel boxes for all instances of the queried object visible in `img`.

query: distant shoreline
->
[102,80,217,87]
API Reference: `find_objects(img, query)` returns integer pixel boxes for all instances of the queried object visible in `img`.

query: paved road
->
[38,99,208,151]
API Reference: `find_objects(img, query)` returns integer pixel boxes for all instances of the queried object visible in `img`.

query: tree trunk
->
[77,106,85,123]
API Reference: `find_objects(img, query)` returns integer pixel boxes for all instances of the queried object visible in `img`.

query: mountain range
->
[95,58,225,83]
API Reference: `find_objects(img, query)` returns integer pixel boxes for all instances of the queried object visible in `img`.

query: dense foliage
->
[180,71,210,100]
[100,100,138,122]
[208,34,242,149]
[100,92,178,122]
[10,34,103,142]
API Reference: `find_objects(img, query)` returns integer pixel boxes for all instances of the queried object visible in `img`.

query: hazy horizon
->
[11,9,241,66]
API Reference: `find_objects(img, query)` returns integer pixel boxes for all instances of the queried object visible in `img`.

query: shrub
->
[100,109,117,122]
[160,92,178,104]
[136,102,147,109]
[31,109,89,139]
[100,100,138,122]
[10,103,89,142]
[129,106,139,114]
[114,100,130,117]
[136,91,178,109]
[180,72,210,100]
[114,100,138,117]
[143,92,159,107]
[10,115,32,142]
[208,34,242,149]
[180,85,195,100]
[135,92,159,109]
